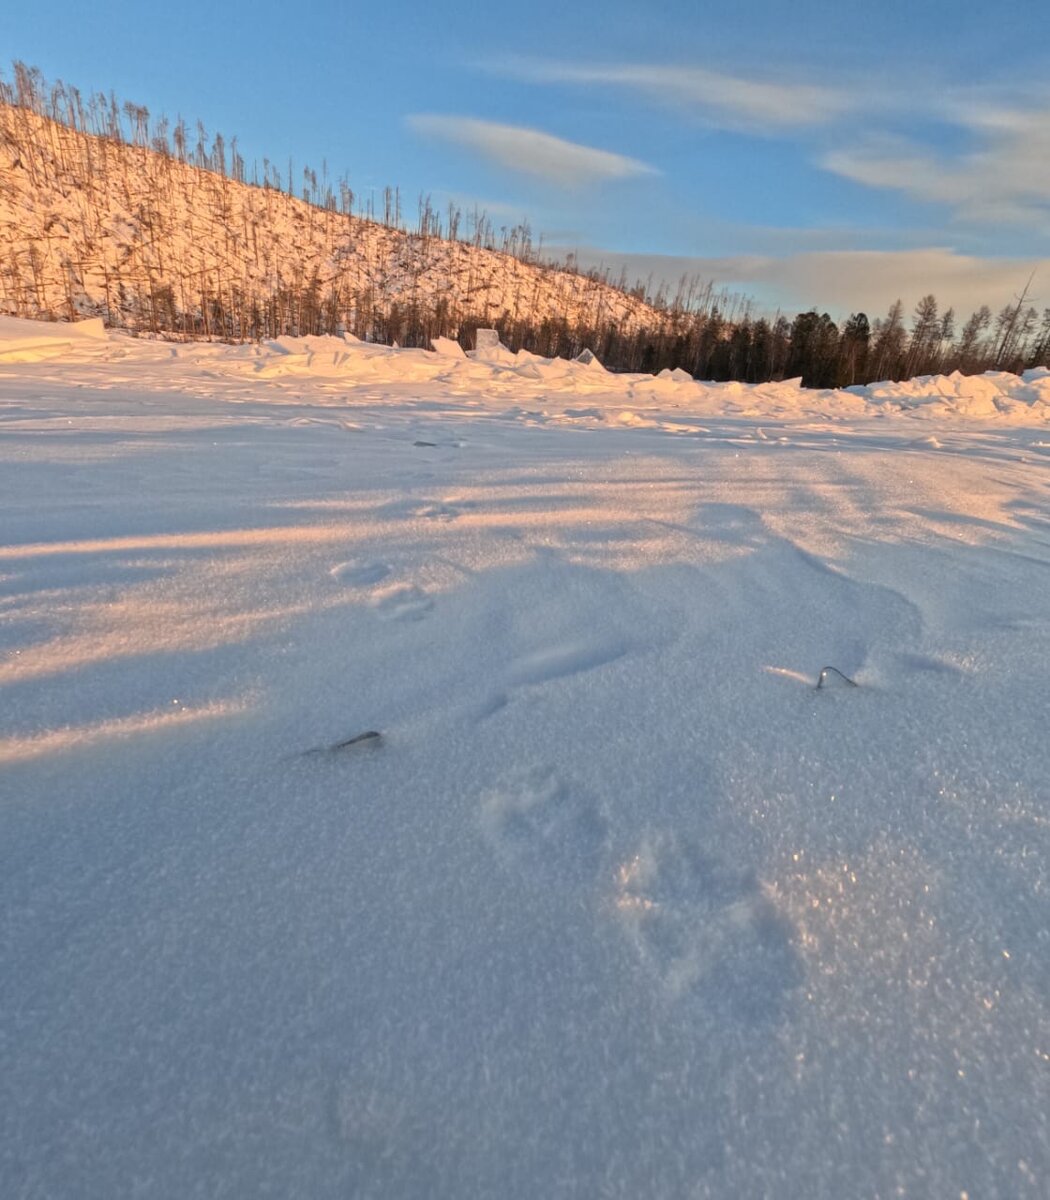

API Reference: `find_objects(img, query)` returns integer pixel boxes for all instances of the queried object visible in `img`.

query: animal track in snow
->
[614,835,800,1022]
[480,768,608,885]
[330,560,392,586]
[414,501,460,522]
[377,498,460,522]
[371,584,434,622]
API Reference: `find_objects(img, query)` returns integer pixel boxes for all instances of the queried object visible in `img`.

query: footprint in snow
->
[614,835,801,1023]
[377,498,460,522]
[480,767,608,886]
[415,501,460,521]
[371,584,434,622]
[330,560,392,586]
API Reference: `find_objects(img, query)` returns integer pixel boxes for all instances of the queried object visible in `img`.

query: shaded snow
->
[1,320,1048,1198]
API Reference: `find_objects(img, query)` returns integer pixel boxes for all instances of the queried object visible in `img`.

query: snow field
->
[1,319,1048,1198]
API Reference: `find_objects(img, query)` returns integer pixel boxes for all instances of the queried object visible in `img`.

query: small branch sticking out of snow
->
[330,730,383,750]
[815,666,858,690]
[298,729,383,758]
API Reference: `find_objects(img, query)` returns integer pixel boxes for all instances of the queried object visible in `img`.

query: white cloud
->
[495,59,851,131]
[820,100,1050,233]
[406,115,656,186]
[560,246,1048,320]
[494,58,1050,236]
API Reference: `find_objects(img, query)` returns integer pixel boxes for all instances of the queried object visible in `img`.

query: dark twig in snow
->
[816,667,858,690]
[330,730,382,750]
[297,729,383,758]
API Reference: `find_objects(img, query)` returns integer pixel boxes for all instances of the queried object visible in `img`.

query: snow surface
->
[1,319,1049,1198]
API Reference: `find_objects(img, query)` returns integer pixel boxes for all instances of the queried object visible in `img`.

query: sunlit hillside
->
[0,99,681,351]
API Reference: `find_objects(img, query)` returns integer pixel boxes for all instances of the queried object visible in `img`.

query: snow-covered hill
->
[0,104,669,341]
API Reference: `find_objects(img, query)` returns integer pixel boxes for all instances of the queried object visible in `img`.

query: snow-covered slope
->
[1,318,1048,1198]
[0,104,669,339]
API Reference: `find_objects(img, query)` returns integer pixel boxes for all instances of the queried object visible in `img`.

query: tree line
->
[678,290,1050,387]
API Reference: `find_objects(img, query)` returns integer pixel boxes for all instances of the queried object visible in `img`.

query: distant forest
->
[2,60,1049,385]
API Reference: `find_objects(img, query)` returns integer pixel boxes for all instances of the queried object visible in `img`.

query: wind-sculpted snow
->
[0,315,1048,425]
[1,316,1048,1198]
[850,366,1050,419]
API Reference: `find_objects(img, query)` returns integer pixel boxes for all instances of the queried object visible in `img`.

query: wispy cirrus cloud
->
[493,58,851,131]
[405,115,657,186]
[821,99,1050,232]
[492,56,1050,236]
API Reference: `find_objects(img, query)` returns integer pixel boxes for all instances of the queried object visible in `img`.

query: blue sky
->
[3,0,1049,317]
